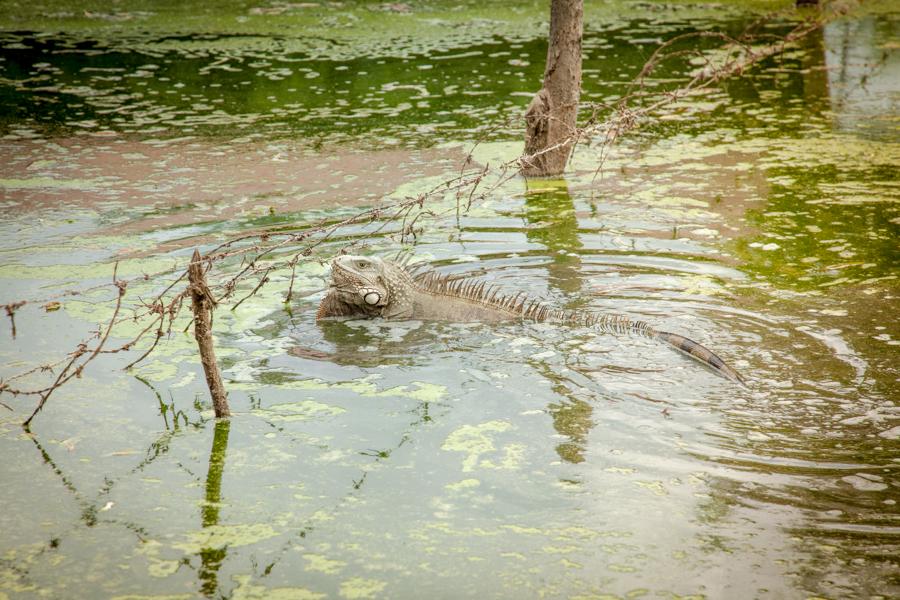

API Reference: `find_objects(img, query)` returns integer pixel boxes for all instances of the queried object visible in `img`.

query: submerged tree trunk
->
[521,0,583,178]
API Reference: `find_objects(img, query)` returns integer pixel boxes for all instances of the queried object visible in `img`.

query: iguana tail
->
[578,312,746,386]
[652,330,746,386]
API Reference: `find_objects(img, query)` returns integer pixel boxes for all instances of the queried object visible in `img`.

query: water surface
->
[1,1,898,598]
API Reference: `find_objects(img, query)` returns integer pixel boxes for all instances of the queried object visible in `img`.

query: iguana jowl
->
[317,255,746,385]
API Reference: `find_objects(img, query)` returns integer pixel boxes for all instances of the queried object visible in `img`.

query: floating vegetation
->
[0,1,897,599]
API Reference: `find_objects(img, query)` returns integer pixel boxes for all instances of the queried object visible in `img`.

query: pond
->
[1,1,898,598]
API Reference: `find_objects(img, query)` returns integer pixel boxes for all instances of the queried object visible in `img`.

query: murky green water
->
[1,1,898,598]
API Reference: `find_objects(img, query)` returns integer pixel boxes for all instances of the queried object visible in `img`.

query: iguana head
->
[326,255,414,318]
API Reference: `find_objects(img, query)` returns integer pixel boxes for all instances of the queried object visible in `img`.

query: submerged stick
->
[188,249,230,418]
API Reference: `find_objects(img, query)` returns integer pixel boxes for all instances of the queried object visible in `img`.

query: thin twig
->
[23,273,127,428]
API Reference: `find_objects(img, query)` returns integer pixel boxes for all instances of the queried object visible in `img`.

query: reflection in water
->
[523,179,593,464]
[293,319,436,368]
[199,419,230,597]
[134,374,191,430]
[798,25,829,113]
[531,361,596,465]
[523,179,584,296]
[824,16,900,137]
[28,433,92,524]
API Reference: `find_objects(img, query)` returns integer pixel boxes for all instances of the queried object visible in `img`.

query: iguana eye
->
[356,260,368,269]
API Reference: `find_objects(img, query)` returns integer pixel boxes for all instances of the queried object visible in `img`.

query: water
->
[1,1,898,598]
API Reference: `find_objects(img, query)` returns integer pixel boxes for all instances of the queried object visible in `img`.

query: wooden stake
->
[188,249,230,418]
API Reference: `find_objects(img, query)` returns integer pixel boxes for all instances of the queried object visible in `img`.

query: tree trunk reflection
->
[199,419,231,597]
[524,178,593,464]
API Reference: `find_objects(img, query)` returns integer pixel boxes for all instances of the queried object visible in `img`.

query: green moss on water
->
[110,595,194,600]
[252,400,345,422]
[442,420,516,473]
[233,374,447,403]
[172,523,279,554]
[732,135,900,290]
[231,575,326,600]
[302,553,346,575]
[0,1,797,48]
[445,478,481,492]
[0,0,811,143]
[338,577,387,600]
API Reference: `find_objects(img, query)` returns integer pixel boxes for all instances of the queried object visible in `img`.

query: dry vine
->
[0,3,852,425]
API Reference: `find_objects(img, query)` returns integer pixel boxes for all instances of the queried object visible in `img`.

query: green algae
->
[0,1,798,61]
[730,134,900,289]
[252,400,345,422]
[302,553,346,575]
[445,478,481,492]
[231,575,326,600]
[110,595,194,600]
[233,375,447,403]
[338,577,387,600]
[0,0,817,144]
[441,420,516,473]
[172,523,280,554]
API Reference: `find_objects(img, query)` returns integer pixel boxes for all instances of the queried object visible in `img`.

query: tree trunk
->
[521,0,583,178]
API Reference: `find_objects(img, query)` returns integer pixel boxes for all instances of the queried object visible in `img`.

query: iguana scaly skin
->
[318,255,746,385]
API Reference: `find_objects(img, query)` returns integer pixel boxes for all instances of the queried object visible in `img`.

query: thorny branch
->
[22,269,127,429]
[0,4,849,425]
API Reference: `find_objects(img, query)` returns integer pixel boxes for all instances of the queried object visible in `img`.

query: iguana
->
[317,255,746,385]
